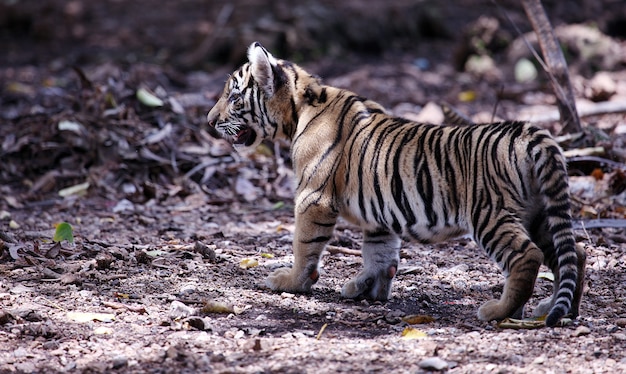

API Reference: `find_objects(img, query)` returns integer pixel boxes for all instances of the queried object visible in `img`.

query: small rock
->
[111,355,128,369]
[112,199,134,213]
[514,58,538,83]
[466,54,497,77]
[0,310,15,325]
[613,333,626,341]
[96,253,114,270]
[588,72,616,102]
[179,283,196,295]
[412,101,444,124]
[42,341,60,350]
[572,326,591,337]
[13,347,29,358]
[606,325,619,333]
[169,300,196,319]
[0,210,10,220]
[418,357,449,371]
[246,338,271,352]
[384,310,404,325]
[615,318,626,328]
[15,362,35,373]
[166,346,182,360]
[184,316,212,331]
[194,242,216,262]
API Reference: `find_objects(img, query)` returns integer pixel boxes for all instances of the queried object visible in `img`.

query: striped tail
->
[533,135,578,327]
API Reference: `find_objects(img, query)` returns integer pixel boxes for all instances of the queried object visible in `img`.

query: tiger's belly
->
[340,202,468,244]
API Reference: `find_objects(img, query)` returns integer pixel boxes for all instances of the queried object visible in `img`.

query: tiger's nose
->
[207,111,217,127]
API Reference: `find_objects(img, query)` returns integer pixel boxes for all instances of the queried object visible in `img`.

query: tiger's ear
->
[248,42,276,97]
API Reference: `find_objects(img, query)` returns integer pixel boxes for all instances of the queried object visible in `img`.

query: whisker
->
[216,121,244,136]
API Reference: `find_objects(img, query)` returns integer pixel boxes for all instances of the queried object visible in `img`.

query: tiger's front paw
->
[341,264,397,301]
[265,267,319,293]
[477,299,524,321]
[477,299,507,322]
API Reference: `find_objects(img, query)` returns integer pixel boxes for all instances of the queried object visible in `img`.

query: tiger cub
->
[207,42,586,327]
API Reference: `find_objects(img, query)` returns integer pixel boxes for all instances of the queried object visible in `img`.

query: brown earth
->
[2,1,626,373]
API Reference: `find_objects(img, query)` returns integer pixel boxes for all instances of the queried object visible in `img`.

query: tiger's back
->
[207,42,586,327]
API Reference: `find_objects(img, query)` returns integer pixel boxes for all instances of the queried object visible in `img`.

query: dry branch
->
[522,0,582,134]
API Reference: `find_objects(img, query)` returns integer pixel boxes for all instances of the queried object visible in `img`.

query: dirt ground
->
[2,1,626,373]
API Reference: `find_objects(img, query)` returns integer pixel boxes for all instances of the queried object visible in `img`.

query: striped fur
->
[207,42,586,327]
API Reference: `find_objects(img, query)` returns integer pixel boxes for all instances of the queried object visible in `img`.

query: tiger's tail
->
[532,133,578,327]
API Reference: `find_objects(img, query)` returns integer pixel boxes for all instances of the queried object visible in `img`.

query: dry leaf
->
[239,258,259,269]
[94,326,114,335]
[316,323,328,340]
[402,314,436,325]
[401,327,427,340]
[537,272,555,281]
[458,90,476,102]
[202,301,235,314]
[497,317,545,329]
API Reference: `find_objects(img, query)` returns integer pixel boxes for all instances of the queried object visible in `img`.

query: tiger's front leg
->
[265,204,337,293]
[342,230,401,301]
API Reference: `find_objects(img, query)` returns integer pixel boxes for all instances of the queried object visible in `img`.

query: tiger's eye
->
[228,91,241,103]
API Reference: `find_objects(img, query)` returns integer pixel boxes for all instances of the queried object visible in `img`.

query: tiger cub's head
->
[207,42,303,152]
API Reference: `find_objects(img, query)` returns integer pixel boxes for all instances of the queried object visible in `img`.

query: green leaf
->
[137,87,164,107]
[53,222,74,243]
[144,250,167,257]
[58,181,90,197]
[514,58,538,83]
[58,120,85,134]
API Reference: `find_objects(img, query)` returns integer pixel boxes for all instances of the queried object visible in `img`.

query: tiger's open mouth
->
[232,126,256,146]
[215,122,256,147]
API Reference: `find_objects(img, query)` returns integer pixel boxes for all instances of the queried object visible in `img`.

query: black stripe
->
[300,236,332,244]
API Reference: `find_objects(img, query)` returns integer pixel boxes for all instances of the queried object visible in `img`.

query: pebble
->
[15,362,35,373]
[613,333,626,341]
[418,357,448,371]
[615,318,626,328]
[572,326,591,337]
[169,300,196,319]
[42,340,60,350]
[184,316,212,331]
[588,72,616,101]
[111,355,128,369]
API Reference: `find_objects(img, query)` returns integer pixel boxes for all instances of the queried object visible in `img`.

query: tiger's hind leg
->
[477,224,544,322]
[534,243,586,318]
[266,204,337,293]
[341,230,400,301]
[570,243,586,318]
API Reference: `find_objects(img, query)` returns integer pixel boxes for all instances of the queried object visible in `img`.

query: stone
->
[418,357,449,371]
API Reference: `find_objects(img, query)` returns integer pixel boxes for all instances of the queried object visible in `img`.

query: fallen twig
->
[562,147,606,158]
[519,100,626,123]
[573,219,626,230]
[326,245,361,256]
